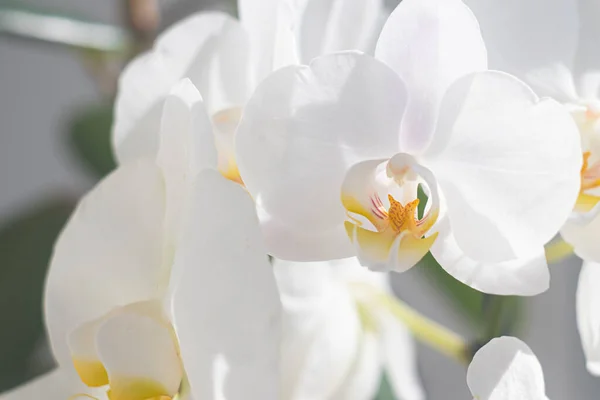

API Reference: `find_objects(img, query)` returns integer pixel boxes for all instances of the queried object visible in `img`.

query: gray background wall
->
[0,1,597,398]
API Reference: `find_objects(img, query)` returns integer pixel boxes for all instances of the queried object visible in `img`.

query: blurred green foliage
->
[0,198,74,392]
[68,103,116,178]
[374,374,395,400]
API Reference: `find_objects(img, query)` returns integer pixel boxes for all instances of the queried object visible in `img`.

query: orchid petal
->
[561,210,600,262]
[274,260,362,400]
[236,52,407,260]
[113,12,249,163]
[467,337,548,400]
[430,218,549,296]
[376,312,425,400]
[156,79,217,247]
[299,0,386,62]
[331,332,381,400]
[171,170,280,400]
[96,312,182,400]
[375,0,487,154]
[576,261,600,375]
[424,71,581,263]
[45,161,166,367]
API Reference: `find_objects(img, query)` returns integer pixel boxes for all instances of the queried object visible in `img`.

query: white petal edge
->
[430,218,549,296]
[45,160,166,367]
[376,312,425,400]
[298,0,386,62]
[236,51,407,261]
[424,70,581,263]
[375,0,487,154]
[274,259,362,400]
[561,208,600,263]
[157,78,217,248]
[171,169,281,400]
[467,337,548,400]
[96,312,183,398]
[113,12,248,163]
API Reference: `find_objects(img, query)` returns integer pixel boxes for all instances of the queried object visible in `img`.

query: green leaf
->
[0,198,74,391]
[373,373,396,400]
[67,103,116,178]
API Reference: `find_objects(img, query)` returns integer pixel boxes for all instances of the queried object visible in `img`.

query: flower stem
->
[545,238,574,264]
[373,289,470,364]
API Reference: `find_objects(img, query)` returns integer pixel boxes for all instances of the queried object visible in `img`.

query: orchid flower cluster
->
[2,0,600,399]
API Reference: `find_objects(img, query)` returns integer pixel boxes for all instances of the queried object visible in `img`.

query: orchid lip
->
[341,153,440,272]
[68,303,183,400]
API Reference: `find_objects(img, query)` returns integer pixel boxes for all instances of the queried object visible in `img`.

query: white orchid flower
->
[275,257,424,400]
[112,0,388,184]
[0,79,281,400]
[461,0,600,263]
[467,337,549,400]
[235,0,582,296]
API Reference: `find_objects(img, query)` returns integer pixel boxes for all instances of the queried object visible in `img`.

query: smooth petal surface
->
[375,0,487,154]
[467,337,547,400]
[0,369,103,400]
[330,332,381,400]
[576,261,600,375]
[274,260,362,400]
[298,0,385,62]
[430,218,549,296]
[113,12,249,163]
[45,160,166,367]
[171,170,280,400]
[96,312,183,400]
[238,0,299,83]
[562,205,600,263]
[377,313,425,400]
[157,79,217,247]
[236,52,407,260]
[463,0,579,101]
[424,71,581,263]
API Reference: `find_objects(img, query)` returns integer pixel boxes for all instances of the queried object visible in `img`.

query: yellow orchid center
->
[387,195,420,235]
[570,106,600,213]
[341,155,440,271]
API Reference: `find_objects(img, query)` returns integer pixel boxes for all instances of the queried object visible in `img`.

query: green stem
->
[545,238,574,264]
[482,295,505,340]
[372,289,470,364]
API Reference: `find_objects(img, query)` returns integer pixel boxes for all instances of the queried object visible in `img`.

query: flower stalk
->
[373,289,470,364]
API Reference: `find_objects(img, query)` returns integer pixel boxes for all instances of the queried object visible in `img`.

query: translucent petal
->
[467,337,548,400]
[431,218,549,296]
[45,161,166,367]
[171,170,280,400]
[96,312,182,400]
[424,71,581,263]
[236,52,407,260]
[375,0,487,153]
[113,13,249,163]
